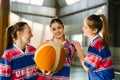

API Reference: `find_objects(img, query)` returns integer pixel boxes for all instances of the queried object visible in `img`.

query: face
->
[82,20,96,38]
[20,25,33,45]
[50,22,64,39]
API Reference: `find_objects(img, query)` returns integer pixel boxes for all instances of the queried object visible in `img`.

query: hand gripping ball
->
[34,41,66,75]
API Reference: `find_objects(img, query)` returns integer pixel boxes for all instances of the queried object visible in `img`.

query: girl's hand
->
[72,41,82,50]
[41,70,54,76]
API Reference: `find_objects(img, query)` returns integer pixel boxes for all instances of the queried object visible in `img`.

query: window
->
[65,0,80,5]
[11,0,43,6]
[10,12,20,25]
[10,0,16,1]
[16,0,29,3]
[30,0,44,6]
[72,34,82,46]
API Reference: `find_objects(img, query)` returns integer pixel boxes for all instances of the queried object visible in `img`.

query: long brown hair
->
[86,14,110,48]
[4,22,28,50]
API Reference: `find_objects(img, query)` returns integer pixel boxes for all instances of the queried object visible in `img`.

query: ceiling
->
[42,0,67,8]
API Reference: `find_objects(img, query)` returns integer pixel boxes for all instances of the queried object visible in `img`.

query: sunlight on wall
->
[21,18,33,27]
[31,23,44,47]
[43,25,52,40]
[10,13,20,25]
[65,0,80,5]
[72,34,83,46]
[11,0,44,6]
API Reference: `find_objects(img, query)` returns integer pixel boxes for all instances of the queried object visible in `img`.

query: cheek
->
[28,34,32,38]
[22,35,30,41]
[83,29,90,36]
[21,36,26,43]
[61,31,64,36]
[52,31,56,35]
[60,28,64,33]
[27,35,32,41]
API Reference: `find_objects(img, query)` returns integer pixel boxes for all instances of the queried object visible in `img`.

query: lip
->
[55,32,61,35]
[55,34,61,37]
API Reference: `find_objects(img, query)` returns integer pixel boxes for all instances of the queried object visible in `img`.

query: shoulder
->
[91,36,103,51]
[2,46,19,61]
[62,40,76,52]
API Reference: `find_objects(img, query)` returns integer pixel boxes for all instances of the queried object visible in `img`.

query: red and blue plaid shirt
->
[84,35,115,80]
[0,45,37,80]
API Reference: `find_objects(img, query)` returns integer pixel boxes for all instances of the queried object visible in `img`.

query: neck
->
[54,37,65,44]
[14,40,26,50]
[89,34,98,41]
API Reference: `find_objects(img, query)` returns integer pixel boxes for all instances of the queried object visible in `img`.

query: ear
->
[93,28,98,34]
[16,31,22,37]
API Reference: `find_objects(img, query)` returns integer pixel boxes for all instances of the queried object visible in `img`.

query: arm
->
[62,41,76,63]
[0,57,12,80]
[72,41,89,72]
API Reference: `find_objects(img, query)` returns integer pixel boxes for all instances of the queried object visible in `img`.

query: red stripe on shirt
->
[0,65,12,76]
[85,53,101,67]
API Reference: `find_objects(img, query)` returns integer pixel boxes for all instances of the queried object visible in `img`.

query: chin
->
[55,36,61,39]
[57,37,62,39]
[83,33,87,36]
[26,41,30,44]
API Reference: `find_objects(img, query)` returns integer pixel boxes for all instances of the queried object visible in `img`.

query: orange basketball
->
[34,41,66,75]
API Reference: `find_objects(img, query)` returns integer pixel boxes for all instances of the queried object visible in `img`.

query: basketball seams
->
[35,41,65,74]
[34,43,48,59]
[51,42,61,72]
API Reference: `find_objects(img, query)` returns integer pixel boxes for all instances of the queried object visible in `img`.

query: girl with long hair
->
[73,14,115,80]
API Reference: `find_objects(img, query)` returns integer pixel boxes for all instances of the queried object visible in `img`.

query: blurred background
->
[0,0,120,80]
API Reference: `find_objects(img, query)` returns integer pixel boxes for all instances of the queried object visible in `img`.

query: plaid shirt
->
[0,45,37,80]
[84,36,115,80]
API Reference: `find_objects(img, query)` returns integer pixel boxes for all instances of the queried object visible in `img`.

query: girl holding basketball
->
[73,14,115,80]
[37,18,76,80]
[0,22,38,80]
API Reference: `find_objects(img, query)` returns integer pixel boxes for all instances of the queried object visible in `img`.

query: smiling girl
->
[73,14,115,80]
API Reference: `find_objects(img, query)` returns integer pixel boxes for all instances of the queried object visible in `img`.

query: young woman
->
[73,14,115,80]
[37,18,76,80]
[0,22,38,80]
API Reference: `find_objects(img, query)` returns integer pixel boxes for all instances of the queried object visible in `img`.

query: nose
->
[31,33,33,37]
[55,28,59,32]
[82,26,84,31]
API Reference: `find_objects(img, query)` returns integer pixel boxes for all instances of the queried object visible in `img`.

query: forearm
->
[76,48,89,72]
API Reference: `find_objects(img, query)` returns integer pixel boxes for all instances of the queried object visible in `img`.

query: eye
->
[51,28,56,31]
[58,26,62,29]
[29,30,32,33]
